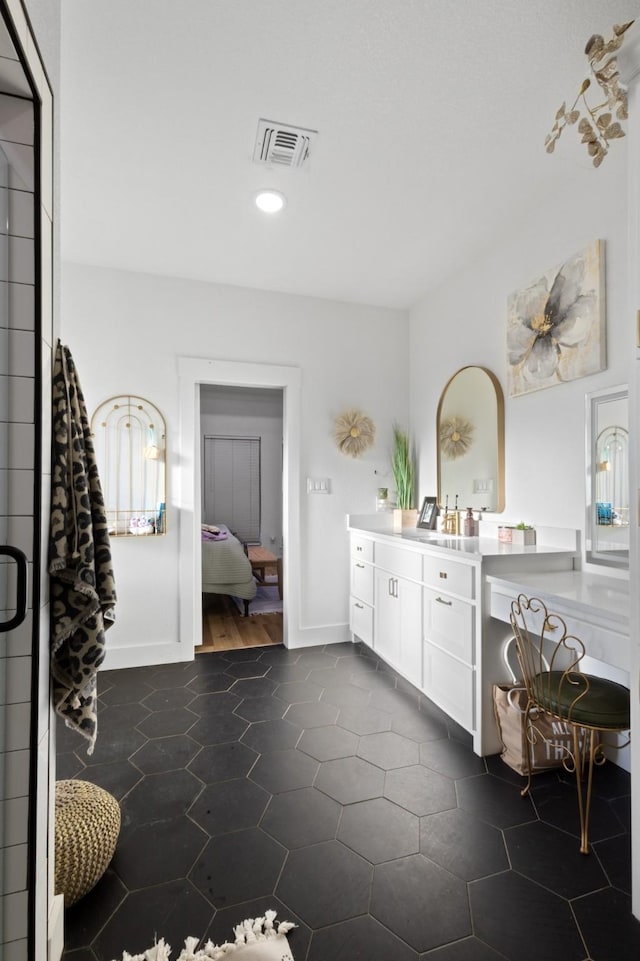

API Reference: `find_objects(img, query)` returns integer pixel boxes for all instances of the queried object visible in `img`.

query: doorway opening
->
[178,357,301,658]
[199,384,284,652]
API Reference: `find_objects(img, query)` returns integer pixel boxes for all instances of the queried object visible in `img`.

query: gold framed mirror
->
[437,366,505,513]
[91,395,167,536]
[585,384,629,569]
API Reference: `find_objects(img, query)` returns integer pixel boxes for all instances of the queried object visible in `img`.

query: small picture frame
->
[417,496,438,530]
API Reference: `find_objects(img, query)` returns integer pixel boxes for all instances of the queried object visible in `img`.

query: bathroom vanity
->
[347,515,629,756]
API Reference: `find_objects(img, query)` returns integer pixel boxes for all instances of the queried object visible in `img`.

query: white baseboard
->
[286,622,350,649]
[99,623,352,668]
[101,642,194,671]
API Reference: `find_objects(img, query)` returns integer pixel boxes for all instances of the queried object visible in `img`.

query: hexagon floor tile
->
[469,870,585,961]
[190,827,286,908]
[276,840,372,928]
[371,854,471,953]
[189,777,270,835]
[338,797,419,863]
[261,786,341,849]
[59,643,638,961]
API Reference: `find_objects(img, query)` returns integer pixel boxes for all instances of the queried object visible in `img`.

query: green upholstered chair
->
[509,594,630,854]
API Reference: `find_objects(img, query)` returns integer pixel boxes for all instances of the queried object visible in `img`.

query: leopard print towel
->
[49,342,116,754]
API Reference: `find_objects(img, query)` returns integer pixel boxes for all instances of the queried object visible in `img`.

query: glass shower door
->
[0,140,30,945]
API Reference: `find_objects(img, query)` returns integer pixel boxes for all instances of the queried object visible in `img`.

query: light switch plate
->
[307,477,330,493]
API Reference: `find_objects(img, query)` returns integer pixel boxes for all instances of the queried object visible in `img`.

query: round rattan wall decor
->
[333,409,376,458]
[439,416,475,460]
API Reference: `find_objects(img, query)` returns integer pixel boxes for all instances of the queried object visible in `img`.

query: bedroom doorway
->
[199,384,284,652]
[178,356,301,656]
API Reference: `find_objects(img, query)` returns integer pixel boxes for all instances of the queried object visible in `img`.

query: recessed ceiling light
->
[255,189,286,213]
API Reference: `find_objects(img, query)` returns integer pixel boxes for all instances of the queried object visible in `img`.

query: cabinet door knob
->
[355,602,364,609]
[435,596,452,606]
[356,562,365,569]
[356,546,363,551]
[439,571,448,579]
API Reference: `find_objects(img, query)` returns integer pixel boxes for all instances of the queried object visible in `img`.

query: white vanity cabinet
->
[373,562,422,688]
[349,534,375,647]
[423,555,477,731]
[347,518,578,756]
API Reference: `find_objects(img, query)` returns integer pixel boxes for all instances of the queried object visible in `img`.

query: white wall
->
[200,385,283,551]
[409,148,630,549]
[61,263,409,665]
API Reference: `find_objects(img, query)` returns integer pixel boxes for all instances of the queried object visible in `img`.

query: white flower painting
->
[507,240,606,397]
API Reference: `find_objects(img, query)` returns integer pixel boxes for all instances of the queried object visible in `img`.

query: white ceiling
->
[60,1,639,310]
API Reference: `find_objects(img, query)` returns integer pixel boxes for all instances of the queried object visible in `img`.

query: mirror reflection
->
[586,385,629,568]
[437,366,505,513]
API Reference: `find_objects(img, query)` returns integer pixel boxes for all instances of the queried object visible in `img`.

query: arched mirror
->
[585,384,629,568]
[437,366,505,513]
[91,395,167,536]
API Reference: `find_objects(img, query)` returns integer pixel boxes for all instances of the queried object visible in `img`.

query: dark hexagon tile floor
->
[59,641,638,961]
[261,786,341,849]
[469,870,585,961]
[189,777,270,835]
[190,827,286,908]
[371,853,471,953]
[337,796,419,862]
[276,839,372,928]
[249,748,319,793]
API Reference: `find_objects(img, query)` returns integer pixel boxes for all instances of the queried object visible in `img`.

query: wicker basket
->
[54,779,121,907]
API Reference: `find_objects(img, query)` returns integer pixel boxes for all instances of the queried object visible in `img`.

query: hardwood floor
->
[198,592,283,652]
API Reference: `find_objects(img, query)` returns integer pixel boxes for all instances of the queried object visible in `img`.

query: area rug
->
[113,910,295,960]
[233,577,282,616]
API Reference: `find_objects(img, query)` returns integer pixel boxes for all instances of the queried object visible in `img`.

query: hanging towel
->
[49,342,116,754]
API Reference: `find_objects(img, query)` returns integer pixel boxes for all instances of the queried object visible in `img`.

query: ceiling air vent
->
[253,119,317,170]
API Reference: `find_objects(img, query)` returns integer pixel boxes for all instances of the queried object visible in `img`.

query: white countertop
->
[347,516,576,560]
[487,569,629,629]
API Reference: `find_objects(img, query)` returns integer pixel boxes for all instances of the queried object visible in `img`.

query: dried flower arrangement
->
[439,416,474,461]
[333,409,376,458]
[545,20,635,167]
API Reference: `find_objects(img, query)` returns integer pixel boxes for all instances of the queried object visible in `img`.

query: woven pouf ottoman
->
[54,779,121,907]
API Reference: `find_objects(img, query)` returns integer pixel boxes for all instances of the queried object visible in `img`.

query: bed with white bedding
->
[201,523,257,612]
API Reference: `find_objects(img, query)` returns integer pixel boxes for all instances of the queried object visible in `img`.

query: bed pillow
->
[202,529,228,541]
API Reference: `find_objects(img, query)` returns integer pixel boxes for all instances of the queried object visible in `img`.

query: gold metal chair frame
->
[509,594,630,854]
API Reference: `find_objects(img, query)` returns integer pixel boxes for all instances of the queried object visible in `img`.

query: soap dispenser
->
[464,507,475,537]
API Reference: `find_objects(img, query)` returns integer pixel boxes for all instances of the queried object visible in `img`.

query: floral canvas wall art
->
[507,240,605,397]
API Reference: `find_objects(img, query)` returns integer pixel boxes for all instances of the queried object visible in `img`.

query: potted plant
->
[511,522,536,546]
[391,424,417,529]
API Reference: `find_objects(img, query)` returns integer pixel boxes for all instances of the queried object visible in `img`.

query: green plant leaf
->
[391,424,415,510]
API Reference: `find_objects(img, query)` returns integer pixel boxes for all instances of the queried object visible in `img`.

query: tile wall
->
[0,85,36,961]
[0,1,55,955]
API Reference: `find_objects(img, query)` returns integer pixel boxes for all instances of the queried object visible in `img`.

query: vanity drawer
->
[351,557,374,606]
[350,595,373,646]
[423,555,475,599]
[423,642,474,731]
[424,587,474,664]
[351,535,374,563]
[375,542,422,581]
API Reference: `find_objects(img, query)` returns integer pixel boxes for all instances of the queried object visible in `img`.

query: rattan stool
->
[54,779,121,906]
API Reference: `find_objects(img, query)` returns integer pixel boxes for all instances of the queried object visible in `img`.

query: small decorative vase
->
[376,488,390,512]
[393,508,418,530]
[402,508,419,528]
[511,528,536,546]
